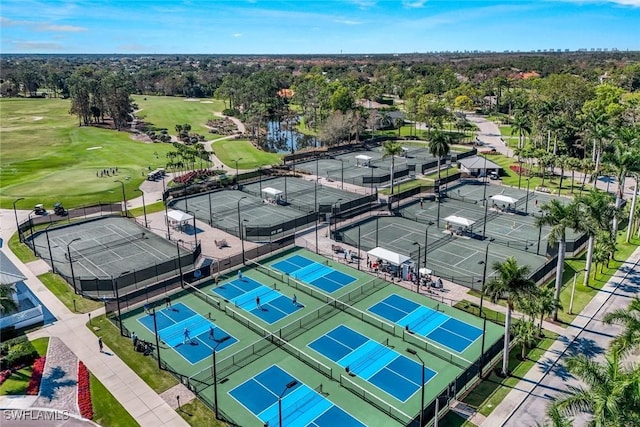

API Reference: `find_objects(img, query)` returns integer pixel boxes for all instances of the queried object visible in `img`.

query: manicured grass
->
[91,373,141,427]
[87,315,178,393]
[489,155,582,195]
[132,95,226,138]
[8,232,38,263]
[128,201,166,218]
[0,98,176,209]
[177,399,226,427]
[424,166,460,180]
[0,337,49,396]
[439,411,473,427]
[556,234,640,324]
[455,300,506,326]
[32,337,50,357]
[212,139,282,169]
[461,332,558,417]
[39,272,103,313]
[0,367,33,395]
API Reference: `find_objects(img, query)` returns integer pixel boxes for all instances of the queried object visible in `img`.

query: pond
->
[265,119,318,154]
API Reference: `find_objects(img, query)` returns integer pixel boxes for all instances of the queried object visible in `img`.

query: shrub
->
[0,337,38,370]
[77,361,93,420]
[26,357,45,395]
[0,369,12,386]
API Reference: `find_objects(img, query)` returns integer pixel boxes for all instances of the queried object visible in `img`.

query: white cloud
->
[349,0,376,8]
[11,40,63,50]
[402,0,428,8]
[335,19,362,25]
[232,33,243,38]
[38,24,87,32]
[0,17,87,32]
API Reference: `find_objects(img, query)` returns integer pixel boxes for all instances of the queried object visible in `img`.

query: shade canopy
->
[444,215,475,227]
[419,268,433,276]
[166,209,193,224]
[491,194,518,204]
[355,155,372,161]
[367,247,411,266]
[262,187,283,196]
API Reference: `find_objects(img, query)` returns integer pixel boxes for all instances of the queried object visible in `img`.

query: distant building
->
[458,155,503,177]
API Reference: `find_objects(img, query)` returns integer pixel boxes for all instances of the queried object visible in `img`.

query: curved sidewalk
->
[0,210,188,427]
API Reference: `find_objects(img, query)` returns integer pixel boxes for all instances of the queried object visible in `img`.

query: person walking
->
[256,296,262,310]
[131,332,138,349]
[238,269,243,280]
[183,328,191,345]
[164,296,171,308]
[209,326,215,341]
[292,294,297,306]
[98,337,103,353]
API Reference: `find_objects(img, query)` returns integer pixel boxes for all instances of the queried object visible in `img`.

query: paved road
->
[482,247,640,426]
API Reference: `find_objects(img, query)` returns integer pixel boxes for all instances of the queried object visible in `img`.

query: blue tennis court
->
[272,254,356,293]
[308,325,435,402]
[212,276,303,324]
[137,302,237,364]
[229,365,365,427]
[369,294,482,353]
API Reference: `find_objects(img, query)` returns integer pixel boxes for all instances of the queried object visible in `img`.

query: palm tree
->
[484,257,536,376]
[536,200,582,321]
[550,350,640,427]
[627,172,639,243]
[0,285,18,315]
[603,297,640,356]
[577,190,614,286]
[604,140,640,238]
[535,405,573,427]
[533,285,562,337]
[512,319,538,360]
[428,130,451,183]
[511,112,532,150]
[382,141,404,209]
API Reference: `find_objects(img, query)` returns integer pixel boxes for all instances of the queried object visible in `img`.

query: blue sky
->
[1,0,639,54]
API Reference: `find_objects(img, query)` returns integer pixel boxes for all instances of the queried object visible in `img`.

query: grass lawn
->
[556,234,640,324]
[0,337,49,396]
[0,98,176,209]
[489,155,582,195]
[212,139,281,169]
[90,373,140,427]
[132,95,226,138]
[128,201,166,218]
[39,272,103,313]
[178,399,226,427]
[87,315,178,393]
[461,332,558,417]
[379,178,431,195]
[455,300,506,326]
[8,232,38,263]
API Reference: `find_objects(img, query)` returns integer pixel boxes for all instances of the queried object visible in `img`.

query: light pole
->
[212,336,231,420]
[413,242,422,293]
[164,202,172,241]
[176,241,184,288]
[115,180,128,217]
[237,196,248,264]
[67,238,81,294]
[13,197,25,242]
[424,221,435,267]
[208,191,214,226]
[479,313,487,378]
[111,270,129,336]
[135,189,148,228]
[314,181,319,253]
[339,158,344,190]
[233,158,243,183]
[278,380,299,427]
[406,348,425,427]
[186,210,198,247]
[477,238,494,315]
[152,306,161,369]
[331,198,343,241]
[524,177,531,214]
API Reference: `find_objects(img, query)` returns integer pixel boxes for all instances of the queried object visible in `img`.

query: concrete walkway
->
[0,209,188,427]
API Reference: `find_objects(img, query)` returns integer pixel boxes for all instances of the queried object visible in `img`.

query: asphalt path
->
[496,249,640,426]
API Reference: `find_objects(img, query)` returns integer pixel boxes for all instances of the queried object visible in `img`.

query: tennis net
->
[234,287,277,308]
[247,259,285,283]
[411,310,441,332]
[402,328,471,369]
[339,374,411,425]
[70,233,148,258]
[291,262,327,281]
[267,388,324,427]
[350,343,391,374]
[270,334,333,379]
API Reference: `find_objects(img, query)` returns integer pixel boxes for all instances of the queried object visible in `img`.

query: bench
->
[215,239,228,249]
[331,244,344,254]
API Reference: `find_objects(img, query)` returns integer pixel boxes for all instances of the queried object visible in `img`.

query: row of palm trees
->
[538,297,640,426]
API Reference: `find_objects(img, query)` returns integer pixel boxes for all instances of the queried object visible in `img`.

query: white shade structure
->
[443,215,475,228]
[355,155,372,167]
[367,247,411,266]
[261,187,284,203]
[490,194,518,205]
[166,210,194,229]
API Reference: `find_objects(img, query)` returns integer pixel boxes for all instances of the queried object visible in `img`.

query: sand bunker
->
[32,116,44,121]
[184,98,199,102]
[201,101,213,103]
[86,146,103,150]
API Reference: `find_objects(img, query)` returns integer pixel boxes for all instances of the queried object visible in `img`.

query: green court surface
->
[340,216,549,288]
[119,247,503,426]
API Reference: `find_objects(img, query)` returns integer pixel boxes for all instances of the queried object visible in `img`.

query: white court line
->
[107,223,168,261]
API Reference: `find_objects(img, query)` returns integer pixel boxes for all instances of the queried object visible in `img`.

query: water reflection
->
[265,119,318,154]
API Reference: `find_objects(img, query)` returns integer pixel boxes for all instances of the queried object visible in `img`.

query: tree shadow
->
[537,356,574,381]
[566,336,604,358]
[39,366,77,401]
